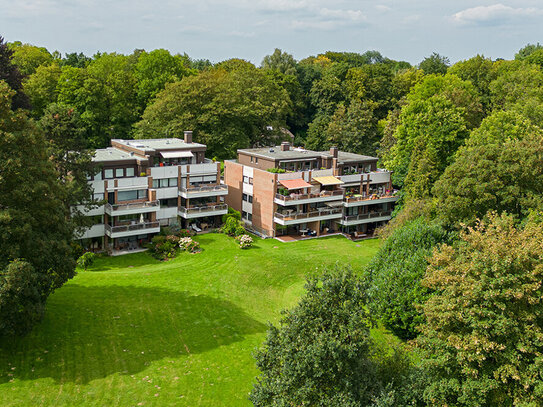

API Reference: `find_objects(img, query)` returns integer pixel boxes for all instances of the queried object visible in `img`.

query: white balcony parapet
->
[274,207,343,225]
[339,210,393,226]
[179,184,228,198]
[178,204,228,219]
[104,200,159,216]
[343,193,399,207]
[274,189,344,206]
[105,221,161,238]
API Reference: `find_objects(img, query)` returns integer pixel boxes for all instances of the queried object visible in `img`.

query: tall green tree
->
[0,36,29,110]
[364,217,450,339]
[136,60,290,158]
[418,52,450,75]
[434,111,543,228]
[0,81,76,336]
[8,42,54,75]
[261,48,297,76]
[418,213,543,406]
[251,267,379,406]
[23,62,62,117]
[134,49,194,109]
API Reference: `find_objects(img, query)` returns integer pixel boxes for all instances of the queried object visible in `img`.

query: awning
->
[325,201,343,207]
[279,178,312,190]
[313,176,344,186]
[160,151,194,159]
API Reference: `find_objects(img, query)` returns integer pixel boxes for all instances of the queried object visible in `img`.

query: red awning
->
[279,178,312,190]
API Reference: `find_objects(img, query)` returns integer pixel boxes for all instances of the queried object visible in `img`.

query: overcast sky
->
[1,0,542,65]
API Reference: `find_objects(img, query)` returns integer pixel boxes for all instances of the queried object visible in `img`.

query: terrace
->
[104,221,161,238]
[179,183,228,198]
[104,200,160,216]
[178,203,228,219]
[274,207,343,225]
[339,210,393,226]
[343,192,399,207]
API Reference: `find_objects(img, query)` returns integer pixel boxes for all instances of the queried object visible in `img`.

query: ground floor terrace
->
[273,219,386,242]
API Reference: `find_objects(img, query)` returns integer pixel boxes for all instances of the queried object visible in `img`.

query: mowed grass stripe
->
[0,233,382,406]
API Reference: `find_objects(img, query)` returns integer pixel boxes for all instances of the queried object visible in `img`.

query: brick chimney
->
[280,141,290,151]
[184,131,193,144]
[329,146,338,158]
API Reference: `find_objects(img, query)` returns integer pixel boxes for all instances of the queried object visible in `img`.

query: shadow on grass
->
[87,252,159,272]
[0,284,266,385]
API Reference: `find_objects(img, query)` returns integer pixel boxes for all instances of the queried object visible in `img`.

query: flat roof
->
[238,146,328,161]
[335,151,378,164]
[112,138,206,151]
[93,148,137,163]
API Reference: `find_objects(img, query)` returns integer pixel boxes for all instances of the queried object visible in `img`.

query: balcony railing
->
[105,221,160,234]
[105,200,159,212]
[180,184,228,193]
[274,207,343,221]
[344,193,398,203]
[178,204,228,215]
[275,189,344,202]
[343,210,392,222]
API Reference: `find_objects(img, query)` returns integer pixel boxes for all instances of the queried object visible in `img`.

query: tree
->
[433,111,543,228]
[9,42,54,75]
[60,52,91,68]
[364,217,450,339]
[134,49,194,109]
[417,213,543,406]
[38,103,95,223]
[261,48,297,76]
[418,52,449,75]
[136,60,290,158]
[251,267,380,406]
[0,36,29,110]
[0,81,76,336]
[448,55,497,114]
[383,74,482,198]
[57,53,139,148]
[514,42,543,60]
[23,62,62,117]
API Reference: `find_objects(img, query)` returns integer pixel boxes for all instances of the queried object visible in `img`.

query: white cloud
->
[375,5,391,12]
[452,4,543,25]
[319,8,366,22]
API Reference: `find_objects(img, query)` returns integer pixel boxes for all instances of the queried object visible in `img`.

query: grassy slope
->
[0,234,383,406]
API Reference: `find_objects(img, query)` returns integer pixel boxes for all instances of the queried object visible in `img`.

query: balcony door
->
[108,192,115,204]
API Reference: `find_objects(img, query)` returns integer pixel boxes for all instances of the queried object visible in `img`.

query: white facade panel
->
[242,183,253,195]
[155,187,178,200]
[156,207,178,220]
[242,201,253,214]
[79,224,105,239]
[242,166,254,178]
[150,166,178,179]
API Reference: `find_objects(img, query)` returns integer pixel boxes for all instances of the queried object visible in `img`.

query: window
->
[242,194,253,203]
[250,157,254,163]
[255,157,259,164]
[104,169,114,179]
[243,193,248,202]
[243,176,254,185]
[94,170,102,181]
[242,211,252,221]
[152,178,178,188]
[115,168,124,177]
[117,189,147,202]
[248,195,253,203]
[126,167,135,177]
[93,193,104,201]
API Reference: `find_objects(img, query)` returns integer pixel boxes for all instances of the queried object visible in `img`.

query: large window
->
[104,169,114,179]
[115,168,124,177]
[125,167,135,177]
[117,189,146,202]
[152,178,178,188]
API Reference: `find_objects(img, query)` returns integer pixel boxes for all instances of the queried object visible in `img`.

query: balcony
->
[274,189,344,206]
[339,210,393,226]
[178,204,228,219]
[274,207,343,226]
[343,193,399,207]
[179,184,228,199]
[105,221,161,238]
[105,200,160,216]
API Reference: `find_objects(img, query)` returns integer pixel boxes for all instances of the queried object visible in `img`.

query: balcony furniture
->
[191,223,202,232]
[300,228,308,236]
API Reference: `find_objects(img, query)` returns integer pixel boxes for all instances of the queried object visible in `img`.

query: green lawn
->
[0,233,383,406]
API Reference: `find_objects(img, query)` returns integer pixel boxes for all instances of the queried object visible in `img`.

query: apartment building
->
[224,142,397,239]
[77,131,228,252]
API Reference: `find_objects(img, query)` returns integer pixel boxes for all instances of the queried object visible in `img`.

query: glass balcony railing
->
[179,184,228,193]
[178,204,228,215]
[105,200,159,212]
[343,210,393,222]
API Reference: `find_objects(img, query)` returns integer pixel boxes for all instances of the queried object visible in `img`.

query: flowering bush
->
[147,235,180,260]
[236,234,253,249]
[179,237,200,253]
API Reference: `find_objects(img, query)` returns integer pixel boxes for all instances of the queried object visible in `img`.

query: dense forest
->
[2,35,543,406]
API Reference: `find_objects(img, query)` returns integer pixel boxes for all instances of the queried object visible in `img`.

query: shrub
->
[179,237,200,253]
[222,207,241,223]
[221,216,246,236]
[147,235,180,260]
[236,234,253,249]
[76,252,96,271]
[266,167,287,173]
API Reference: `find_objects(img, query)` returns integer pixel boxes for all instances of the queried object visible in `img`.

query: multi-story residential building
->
[77,131,228,252]
[224,142,397,239]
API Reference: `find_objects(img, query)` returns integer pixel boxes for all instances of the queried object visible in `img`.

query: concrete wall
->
[224,161,243,214]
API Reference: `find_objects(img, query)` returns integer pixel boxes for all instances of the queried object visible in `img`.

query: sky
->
[1,0,542,65]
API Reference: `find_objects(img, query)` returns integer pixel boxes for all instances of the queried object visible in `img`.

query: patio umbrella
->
[140,213,144,223]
